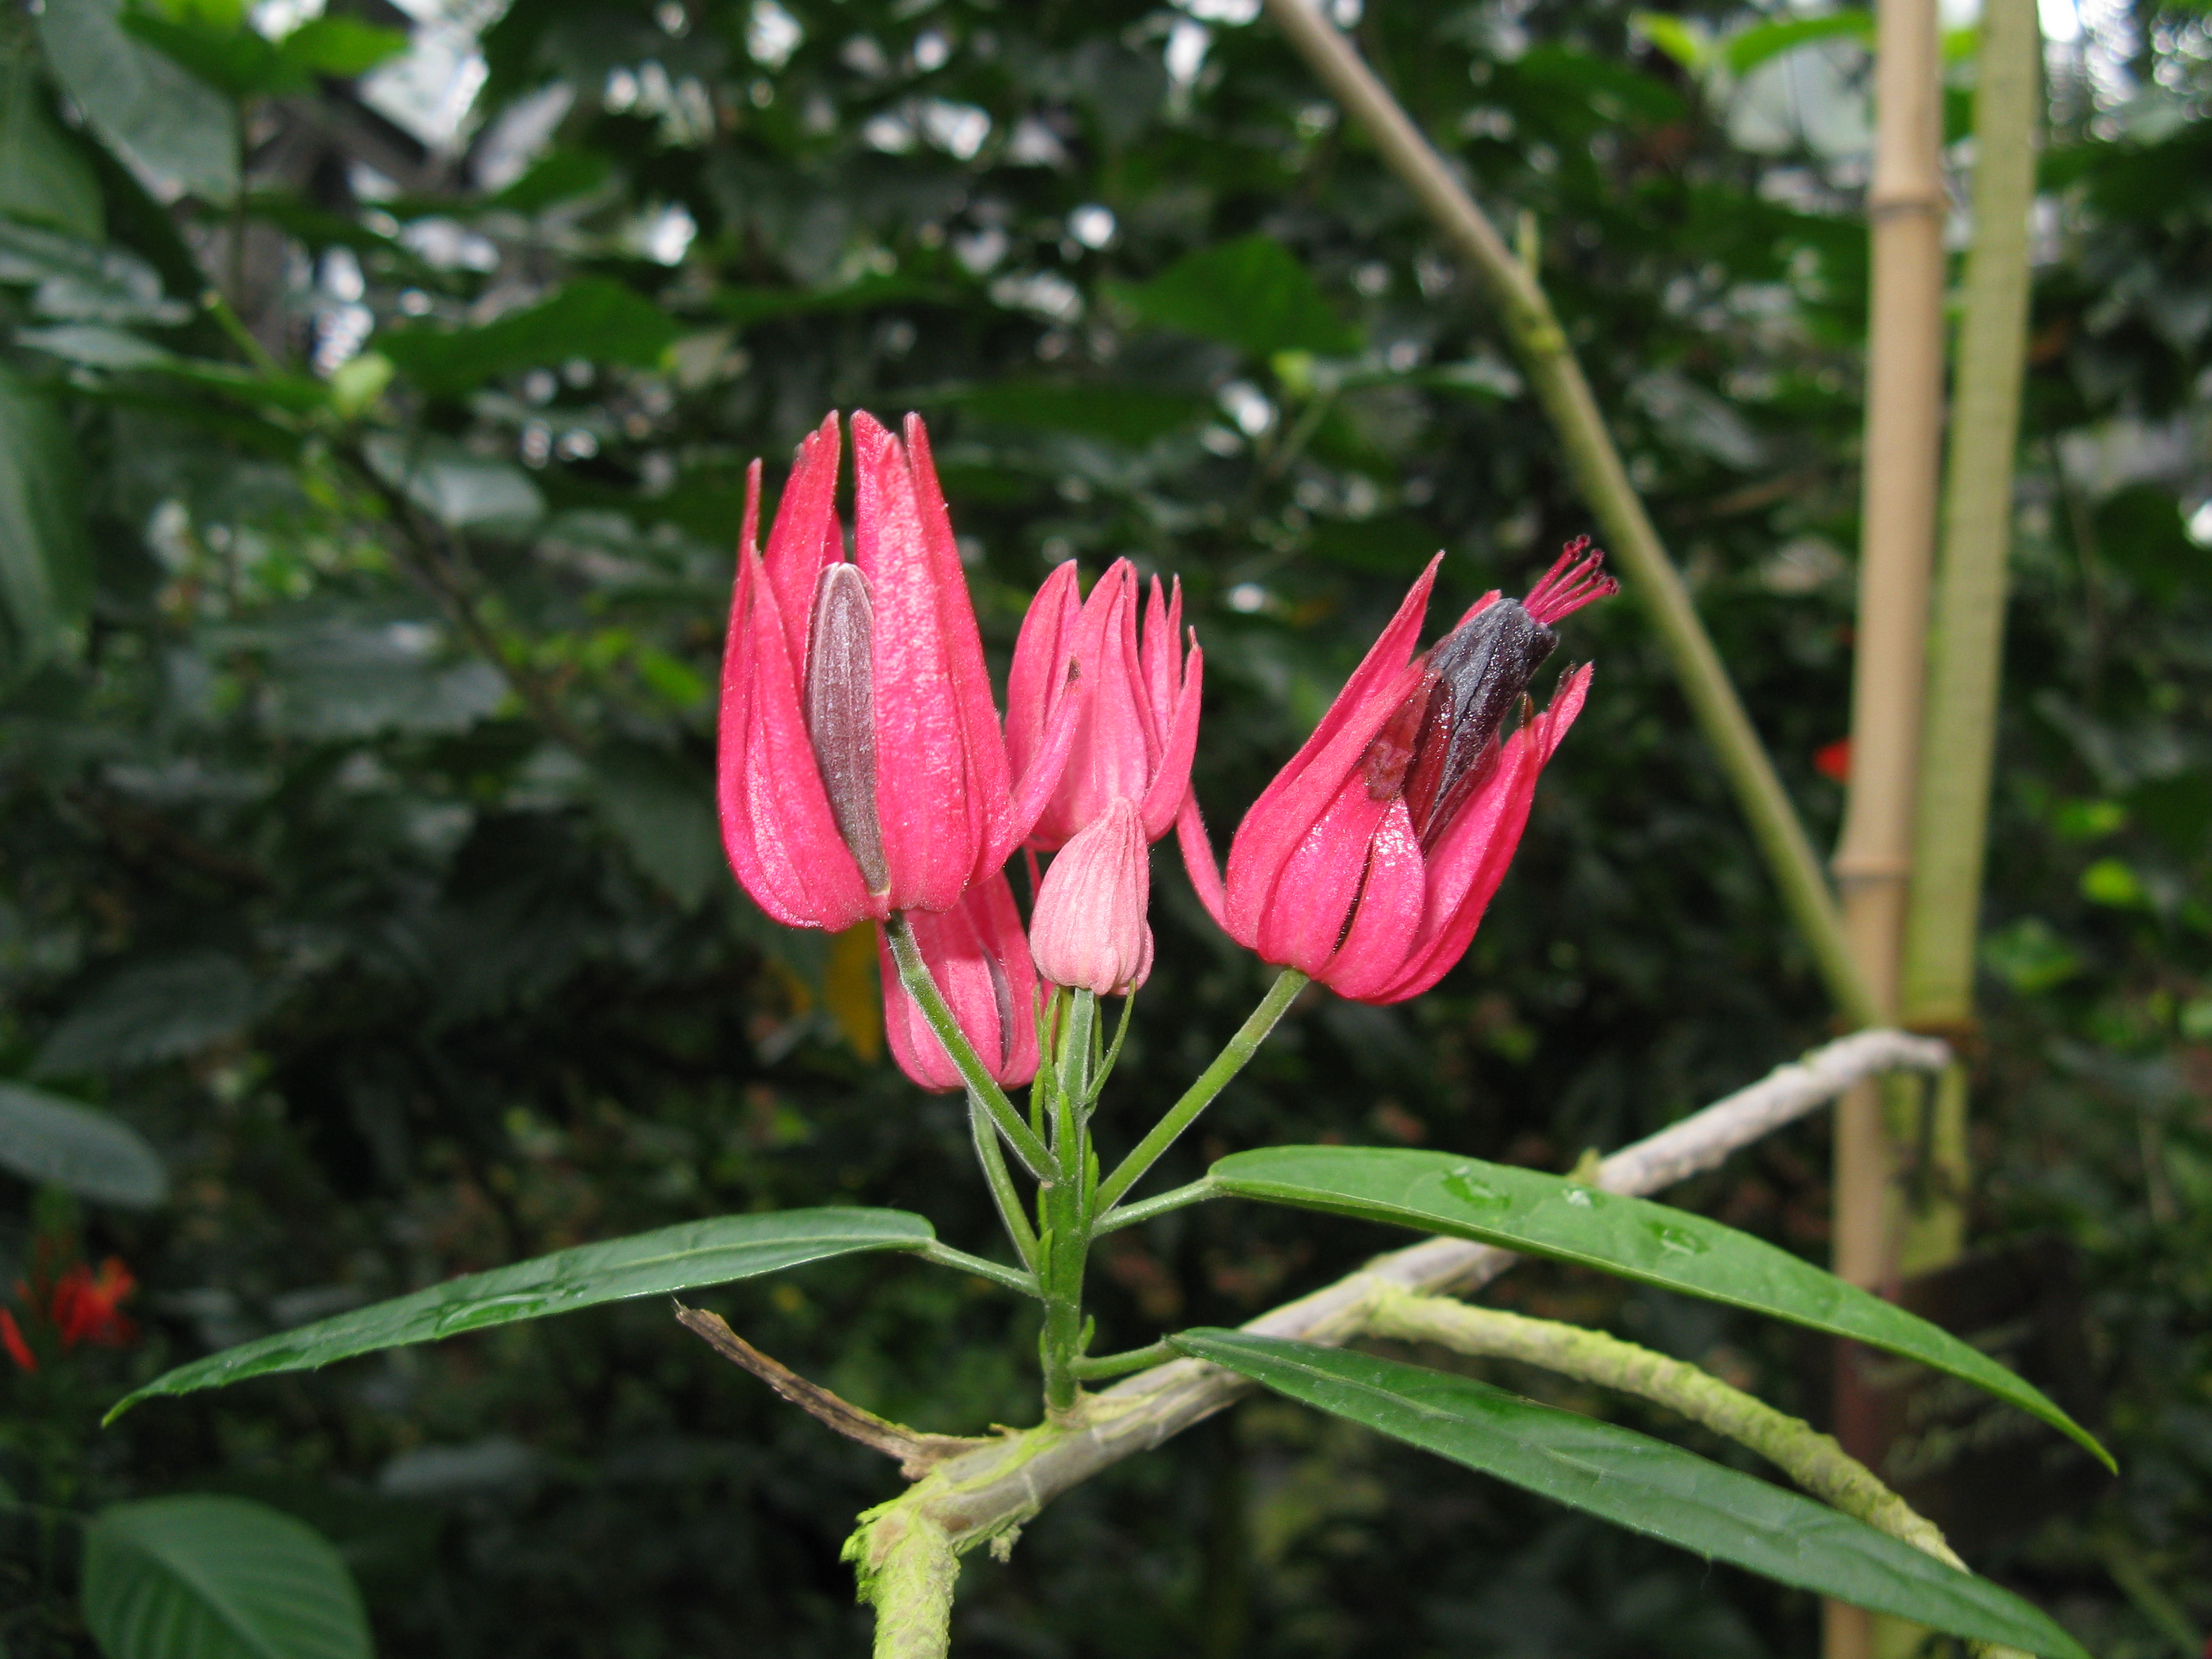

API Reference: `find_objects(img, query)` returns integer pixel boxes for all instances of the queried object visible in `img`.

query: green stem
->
[1038,991,1097,1417]
[914,1240,1038,1296]
[1086,992,1137,1108]
[1071,1338,1179,1380]
[1258,0,1875,1029]
[967,1092,1041,1273]
[1365,1286,1961,1565]
[884,915,1053,1179]
[1094,970,1306,1213]
[1092,1176,1221,1235]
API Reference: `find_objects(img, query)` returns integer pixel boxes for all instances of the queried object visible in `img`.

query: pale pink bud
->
[1029,797,1153,996]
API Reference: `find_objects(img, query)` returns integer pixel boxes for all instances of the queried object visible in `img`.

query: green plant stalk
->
[1092,1176,1221,1235]
[1258,0,1875,1028]
[1896,0,2043,1275]
[967,1092,1041,1273]
[1366,1286,1961,1562]
[1368,1289,2031,1659]
[884,915,1054,1179]
[1094,968,1307,1213]
[1071,1338,1179,1380]
[1039,991,1097,1417]
[914,1240,1038,1296]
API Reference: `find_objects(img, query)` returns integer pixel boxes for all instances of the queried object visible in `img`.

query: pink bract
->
[1179,544,1612,1004]
[716,411,1081,932]
[1006,558,1201,851]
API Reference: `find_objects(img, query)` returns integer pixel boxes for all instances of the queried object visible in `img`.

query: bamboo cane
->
[1827,0,1948,1647]
[1895,0,2042,1279]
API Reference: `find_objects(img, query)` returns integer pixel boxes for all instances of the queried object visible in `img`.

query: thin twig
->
[674,1304,988,1479]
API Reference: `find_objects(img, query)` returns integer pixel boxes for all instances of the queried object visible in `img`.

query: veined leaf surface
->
[112,1208,933,1418]
[1210,1145,2110,1469]
[1175,1331,2087,1659]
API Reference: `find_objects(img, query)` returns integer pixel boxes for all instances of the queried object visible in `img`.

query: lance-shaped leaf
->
[1174,1331,2088,1659]
[110,1208,934,1419]
[1210,1146,2111,1470]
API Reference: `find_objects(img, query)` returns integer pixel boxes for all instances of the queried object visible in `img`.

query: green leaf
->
[1109,236,1361,359]
[120,11,292,98]
[0,73,105,238]
[0,364,94,680]
[82,1495,372,1659]
[378,279,683,397]
[0,1082,168,1206]
[1172,1332,2089,1659]
[1629,10,1712,74]
[109,1208,935,1417]
[1210,1146,2112,1471]
[491,149,612,214]
[712,273,954,329]
[276,16,409,79]
[37,0,239,204]
[943,380,1207,447]
[361,436,546,531]
[0,218,192,326]
[33,950,260,1076]
[16,322,180,369]
[1722,10,1874,77]
[592,743,721,912]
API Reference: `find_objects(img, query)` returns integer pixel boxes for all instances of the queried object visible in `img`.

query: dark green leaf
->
[944,380,1207,447]
[0,1082,168,1206]
[110,1209,936,1416]
[33,950,260,1076]
[82,1495,371,1659]
[1173,1332,2089,1659]
[120,11,294,98]
[0,74,105,238]
[361,436,546,531]
[1210,1146,2112,1470]
[379,279,683,397]
[491,150,612,213]
[0,364,93,680]
[262,617,507,739]
[37,0,238,203]
[592,744,721,911]
[712,273,956,328]
[1110,236,1361,358]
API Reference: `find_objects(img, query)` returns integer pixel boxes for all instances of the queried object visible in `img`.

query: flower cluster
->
[3,1254,136,1372]
[718,412,1614,1090]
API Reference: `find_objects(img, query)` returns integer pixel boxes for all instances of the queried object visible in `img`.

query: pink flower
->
[1179,541,1614,1004]
[717,412,1080,932]
[1006,559,1201,851]
[876,874,1042,1090]
[1029,797,1154,996]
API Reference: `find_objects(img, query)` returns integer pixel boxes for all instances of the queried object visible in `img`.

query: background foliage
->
[1,0,2207,1653]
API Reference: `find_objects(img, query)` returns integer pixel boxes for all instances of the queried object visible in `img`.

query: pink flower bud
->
[1029,797,1153,996]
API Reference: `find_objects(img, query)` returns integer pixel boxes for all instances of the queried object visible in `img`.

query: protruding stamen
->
[1523,536,1618,626]
[804,563,888,892]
